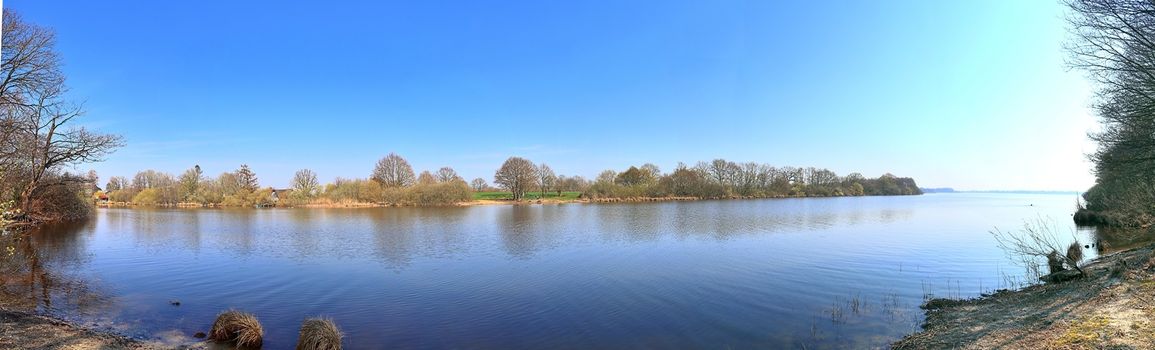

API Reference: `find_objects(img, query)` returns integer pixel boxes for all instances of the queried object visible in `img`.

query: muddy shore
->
[0,309,206,350]
[893,243,1155,349]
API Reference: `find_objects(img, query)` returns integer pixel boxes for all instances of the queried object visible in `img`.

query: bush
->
[409,180,473,206]
[131,188,160,205]
[210,310,264,348]
[23,182,93,222]
[296,318,343,350]
[379,186,407,205]
[323,179,383,204]
[108,189,136,203]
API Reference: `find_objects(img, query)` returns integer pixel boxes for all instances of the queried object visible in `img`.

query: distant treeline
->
[102,154,474,207]
[99,154,920,207]
[582,160,921,199]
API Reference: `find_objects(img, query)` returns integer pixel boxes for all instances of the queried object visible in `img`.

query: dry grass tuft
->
[1067,241,1084,267]
[209,309,264,348]
[296,318,343,350]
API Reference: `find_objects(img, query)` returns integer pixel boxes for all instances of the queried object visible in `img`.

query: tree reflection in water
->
[1091,226,1153,255]
[499,205,539,259]
[0,221,112,318]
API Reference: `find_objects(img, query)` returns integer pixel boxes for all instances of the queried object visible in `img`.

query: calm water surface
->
[1,193,1100,348]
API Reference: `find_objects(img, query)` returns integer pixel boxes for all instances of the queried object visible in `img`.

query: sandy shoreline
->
[893,243,1155,349]
[0,309,204,350]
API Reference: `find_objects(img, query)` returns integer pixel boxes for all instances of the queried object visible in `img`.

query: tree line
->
[100,154,474,207]
[487,157,920,201]
[580,160,920,199]
[99,154,920,208]
[1065,0,1155,226]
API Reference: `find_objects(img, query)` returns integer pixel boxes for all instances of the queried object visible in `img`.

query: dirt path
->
[893,244,1155,349]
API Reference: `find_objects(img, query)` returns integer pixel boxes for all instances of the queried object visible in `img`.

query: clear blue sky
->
[8,0,1096,191]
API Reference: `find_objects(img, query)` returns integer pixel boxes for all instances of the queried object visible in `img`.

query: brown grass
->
[209,309,264,348]
[296,318,343,350]
[1067,241,1084,266]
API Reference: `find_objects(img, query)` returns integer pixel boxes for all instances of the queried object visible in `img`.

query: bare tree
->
[436,166,460,183]
[417,170,437,185]
[664,164,709,196]
[105,176,127,192]
[371,152,415,188]
[86,169,98,186]
[132,170,175,189]
[1,9,123,220]
[494,157,536,201]
[0,9,62,108]
[291,169,320,197]
[699,159,739,189]
[537,163,556,197]
[11,90,123,215]
[470,177,488,192]
[641,163,661,178]
[570,175,595,191]
[554,175,567,196]
[991,218,1085,282]
[216,172,242,197]
[127,170,178,205]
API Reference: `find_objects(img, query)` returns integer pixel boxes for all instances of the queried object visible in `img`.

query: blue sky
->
[9,0,1095,190]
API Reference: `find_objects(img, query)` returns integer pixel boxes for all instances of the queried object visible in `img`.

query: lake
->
[0,193,1099,349]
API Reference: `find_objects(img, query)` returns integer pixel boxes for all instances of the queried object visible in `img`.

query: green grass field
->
[473,191,582,201]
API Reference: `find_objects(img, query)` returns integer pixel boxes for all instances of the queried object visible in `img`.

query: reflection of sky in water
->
[2,193,1118,349]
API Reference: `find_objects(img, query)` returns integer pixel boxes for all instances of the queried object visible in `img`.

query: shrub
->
[1066,241,1084,268]
[992,218,1086,281]
[131,188,160,205]
[296,318,343,350]
[108,189,136,203]
[209,310,264,348]
[22,181,92,222]
[409,180,473,206]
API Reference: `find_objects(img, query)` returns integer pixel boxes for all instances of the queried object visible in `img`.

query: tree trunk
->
[18,183,35,218]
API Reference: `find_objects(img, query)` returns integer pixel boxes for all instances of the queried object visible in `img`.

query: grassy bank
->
[893,243,1155,349]
[473,191,582,201]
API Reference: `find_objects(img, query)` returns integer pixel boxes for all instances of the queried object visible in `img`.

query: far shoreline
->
[94,192,925,210]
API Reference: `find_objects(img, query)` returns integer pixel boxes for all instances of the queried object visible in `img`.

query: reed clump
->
[209,309,264,348]
[296,318,343,350]
[1067,241,1084,267]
